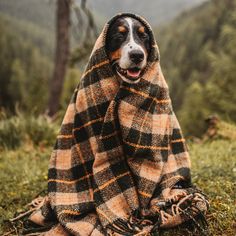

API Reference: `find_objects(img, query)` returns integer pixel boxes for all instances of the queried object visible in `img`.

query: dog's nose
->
[129,50,144,64]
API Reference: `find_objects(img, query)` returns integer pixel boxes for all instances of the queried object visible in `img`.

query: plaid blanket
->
[29,13,209,236]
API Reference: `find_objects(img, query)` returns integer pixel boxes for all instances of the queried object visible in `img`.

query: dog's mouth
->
[116,64,142,81]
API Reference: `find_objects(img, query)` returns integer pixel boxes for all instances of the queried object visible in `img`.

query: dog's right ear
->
[105,27,112,54]
[105,18,127,55]
[105,21,118,54]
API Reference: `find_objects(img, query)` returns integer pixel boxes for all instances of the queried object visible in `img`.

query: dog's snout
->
[129,50,144,64]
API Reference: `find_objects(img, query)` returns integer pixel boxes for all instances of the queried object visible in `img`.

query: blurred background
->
[1,0,236,137]
[0,1,235,235]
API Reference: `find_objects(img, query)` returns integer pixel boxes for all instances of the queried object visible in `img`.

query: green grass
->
[0,140,235,235]
[0,146,50,235]
[190,140,236,235]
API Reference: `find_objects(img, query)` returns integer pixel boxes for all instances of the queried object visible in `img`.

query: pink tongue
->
[127,69,141,78]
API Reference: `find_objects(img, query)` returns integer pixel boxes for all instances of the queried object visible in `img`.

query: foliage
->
[0,14,52,113]
[0,139,235,235]
[158,0,236,136]
[217,121,236,140]
[0,13,82,115]
[0,111,58,150]
[60,68,82,109]
[180,82,210,136]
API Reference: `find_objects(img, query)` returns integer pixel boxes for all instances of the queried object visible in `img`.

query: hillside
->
[0,13,53,112]
[0,0,208,28]
[157,0,236,136]
[0,12,82,114]
[0,0,55,31]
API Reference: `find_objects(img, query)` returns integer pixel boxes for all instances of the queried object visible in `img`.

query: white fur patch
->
[119,17,147,70]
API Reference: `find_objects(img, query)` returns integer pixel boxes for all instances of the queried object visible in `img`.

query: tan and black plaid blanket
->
[29,13,209,236]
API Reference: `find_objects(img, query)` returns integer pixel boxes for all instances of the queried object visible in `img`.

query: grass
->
[0,145,50,235]
[190,140,236,235]
[0,139,235,235]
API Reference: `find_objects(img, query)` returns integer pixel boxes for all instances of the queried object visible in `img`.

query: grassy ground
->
[0,139,235,235]
[0,145,50,235]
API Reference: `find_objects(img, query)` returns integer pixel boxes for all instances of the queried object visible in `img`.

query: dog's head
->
[106,16,151,84]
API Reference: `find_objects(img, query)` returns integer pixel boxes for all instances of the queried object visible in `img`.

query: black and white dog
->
[106,17,151,84]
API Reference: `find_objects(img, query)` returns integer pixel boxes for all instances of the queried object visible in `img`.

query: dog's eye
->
[138,31,149,39]
[112,32,126,41]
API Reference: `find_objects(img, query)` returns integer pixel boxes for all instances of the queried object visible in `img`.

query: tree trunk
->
[47,0,70,117]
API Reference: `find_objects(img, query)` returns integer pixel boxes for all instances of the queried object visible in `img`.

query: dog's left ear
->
[105,28,112,54]
[145,34,151,56]
[105,20,118,54]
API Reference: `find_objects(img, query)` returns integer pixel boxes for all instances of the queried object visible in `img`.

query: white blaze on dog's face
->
[106,17,150,84]
[119,18,147,73]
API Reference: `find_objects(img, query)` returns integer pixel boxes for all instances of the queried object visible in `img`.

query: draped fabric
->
[29,13,209,236]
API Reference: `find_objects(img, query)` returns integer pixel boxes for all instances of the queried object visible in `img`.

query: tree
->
[47,0,71,117]
[47,0,97,117]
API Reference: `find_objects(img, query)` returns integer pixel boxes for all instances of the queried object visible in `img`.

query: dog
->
[106,17,151,84]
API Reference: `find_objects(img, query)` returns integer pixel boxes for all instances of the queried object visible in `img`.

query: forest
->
[0,0,236,136]
[0,0,235,235]
[159,0,236,136]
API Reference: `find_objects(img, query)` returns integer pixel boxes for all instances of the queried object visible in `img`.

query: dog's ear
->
[105,18,127,54]
[144,34,151,56]
[139,25,151,55]
[105,27,112,53]
[105,21,117,54]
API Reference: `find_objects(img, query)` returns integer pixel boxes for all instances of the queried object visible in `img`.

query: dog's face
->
[106,17,150,83]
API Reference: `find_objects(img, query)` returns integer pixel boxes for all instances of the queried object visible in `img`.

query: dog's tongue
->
[127,69,141,78]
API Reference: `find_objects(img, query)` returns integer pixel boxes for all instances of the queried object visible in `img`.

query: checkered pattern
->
[29,13,208,235]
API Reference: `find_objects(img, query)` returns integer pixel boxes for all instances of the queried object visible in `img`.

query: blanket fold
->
[29,13,209,236]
